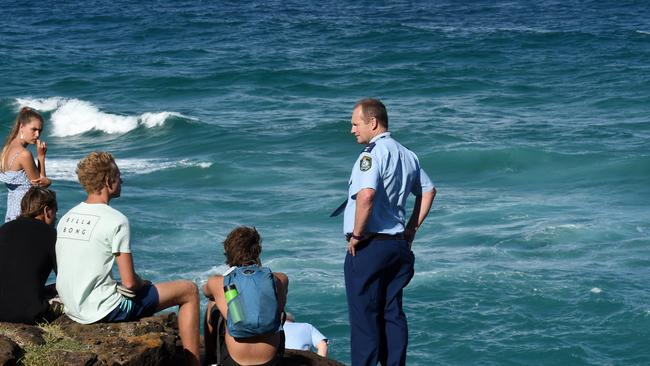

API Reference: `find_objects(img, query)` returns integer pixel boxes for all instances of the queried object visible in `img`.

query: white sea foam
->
[47,158,212,181]
[14,97,188,136]
[206,265,230,276]
[15,96,66,112]
[590,287,602,294]
[405,23,552,35]
[140,112,182,128]
[636,30,650,35]
[523,223,587,241]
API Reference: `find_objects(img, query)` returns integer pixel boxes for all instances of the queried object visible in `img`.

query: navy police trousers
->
[344,237,415,366]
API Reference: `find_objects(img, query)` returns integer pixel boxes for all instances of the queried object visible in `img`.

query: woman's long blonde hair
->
[1,107,44,171]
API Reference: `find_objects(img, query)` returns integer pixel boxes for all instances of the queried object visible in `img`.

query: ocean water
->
[1,1,650,364]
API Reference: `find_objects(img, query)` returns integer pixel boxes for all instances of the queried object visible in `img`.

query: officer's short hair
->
[354,98,388,129]
[223,226,262,267]
[20,187,57,219]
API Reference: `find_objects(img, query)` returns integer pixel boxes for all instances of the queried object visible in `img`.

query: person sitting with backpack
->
[203,226,289,366]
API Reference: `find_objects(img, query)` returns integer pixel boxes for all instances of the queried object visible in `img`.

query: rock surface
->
[52,314,181,365]
[0,315,345,365]
[0,335,23,366]
[0,313,182,365]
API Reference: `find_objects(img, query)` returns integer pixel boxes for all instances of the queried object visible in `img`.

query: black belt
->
[345,233,405,241]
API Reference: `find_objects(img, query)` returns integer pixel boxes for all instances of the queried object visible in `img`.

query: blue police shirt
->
[343,132,434,235]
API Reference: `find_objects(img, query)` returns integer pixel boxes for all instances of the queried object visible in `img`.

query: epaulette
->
[363,142,376,153]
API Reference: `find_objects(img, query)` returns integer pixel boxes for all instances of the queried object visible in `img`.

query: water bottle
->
[223,284,245,324]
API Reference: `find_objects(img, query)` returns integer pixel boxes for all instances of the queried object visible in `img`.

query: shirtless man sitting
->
[203,226,288,366]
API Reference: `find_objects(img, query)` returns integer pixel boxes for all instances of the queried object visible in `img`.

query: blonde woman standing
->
[0,107,51,222]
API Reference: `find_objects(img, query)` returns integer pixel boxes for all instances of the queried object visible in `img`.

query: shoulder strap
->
[216,313,224,366]
[222,265,238,287]
[7,151,21,170]
[278,327,285,358]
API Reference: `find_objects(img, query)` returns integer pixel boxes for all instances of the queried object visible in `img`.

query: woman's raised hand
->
[36,139,47,159]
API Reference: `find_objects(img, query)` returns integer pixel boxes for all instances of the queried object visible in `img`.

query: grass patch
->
[0,324,17,339]
[19,323,90,366]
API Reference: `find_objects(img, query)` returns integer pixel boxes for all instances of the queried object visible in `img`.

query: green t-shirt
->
[56,202,130,324]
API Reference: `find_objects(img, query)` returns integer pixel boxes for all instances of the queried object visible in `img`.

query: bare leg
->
[154,280,200,366]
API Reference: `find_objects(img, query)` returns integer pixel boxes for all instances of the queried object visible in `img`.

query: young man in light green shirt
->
[56,151,200,366]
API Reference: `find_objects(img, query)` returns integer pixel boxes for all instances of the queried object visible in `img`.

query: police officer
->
[342,98,436,366]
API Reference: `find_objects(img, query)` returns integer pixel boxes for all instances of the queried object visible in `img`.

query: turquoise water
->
[1,1,650,364]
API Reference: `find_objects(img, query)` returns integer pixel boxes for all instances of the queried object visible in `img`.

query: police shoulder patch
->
[360,155,372,171]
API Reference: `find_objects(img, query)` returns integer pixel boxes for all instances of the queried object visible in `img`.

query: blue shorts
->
[102,284,160,322]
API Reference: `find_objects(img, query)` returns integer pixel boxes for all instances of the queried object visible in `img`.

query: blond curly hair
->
[76,152,119,194]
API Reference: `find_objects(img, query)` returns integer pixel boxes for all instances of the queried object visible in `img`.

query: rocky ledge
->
[0,314,344,365]
[0,313,182,366]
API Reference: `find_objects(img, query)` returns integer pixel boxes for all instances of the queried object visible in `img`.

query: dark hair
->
[76,151,120,194]
[20,187,57,219]
[223,226,262,267]
[1,107,45,171]
[354,98,388,129]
